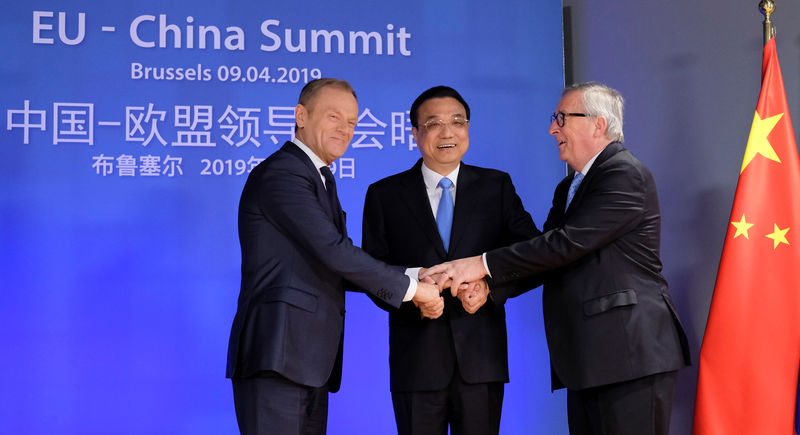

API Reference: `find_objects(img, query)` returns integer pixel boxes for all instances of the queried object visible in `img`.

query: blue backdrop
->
[0,1,566,433]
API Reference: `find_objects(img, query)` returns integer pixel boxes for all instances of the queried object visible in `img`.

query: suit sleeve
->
[260,158,408,308]
[487,172,544,304]
[487,160,648,285]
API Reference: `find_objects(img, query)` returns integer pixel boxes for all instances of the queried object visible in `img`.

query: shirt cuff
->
[403,268,420,302]
[482,253,493,278]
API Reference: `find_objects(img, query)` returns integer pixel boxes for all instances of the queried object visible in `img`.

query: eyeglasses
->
[550,112,588,127]
[420,117,470,133]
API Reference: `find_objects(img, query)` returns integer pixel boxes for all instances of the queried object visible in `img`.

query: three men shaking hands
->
[227,78,690,435]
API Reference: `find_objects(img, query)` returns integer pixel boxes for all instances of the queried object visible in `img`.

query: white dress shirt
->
[421,162,459,219]
[405,163,461,283]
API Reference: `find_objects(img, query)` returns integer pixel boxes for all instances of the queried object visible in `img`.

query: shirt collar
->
[578,147,604,175]
[292,138,328,171]
[421,162,460,191]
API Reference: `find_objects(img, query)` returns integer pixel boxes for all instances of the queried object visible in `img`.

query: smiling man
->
[226,78,443,435]
[424,82,691,435]
[361,86,539,435]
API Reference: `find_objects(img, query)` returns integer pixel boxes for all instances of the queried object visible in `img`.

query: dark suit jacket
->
[226,141,408,393]
[362,159,539,392]
[486,142,691,391]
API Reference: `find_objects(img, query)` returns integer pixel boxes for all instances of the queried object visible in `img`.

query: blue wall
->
[0,1,568,433]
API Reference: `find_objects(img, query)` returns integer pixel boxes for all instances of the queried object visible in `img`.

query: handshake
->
[411,255,491,319]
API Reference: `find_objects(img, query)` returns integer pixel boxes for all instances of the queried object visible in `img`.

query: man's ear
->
[411,127,419,144]
[593,116,608,138]
[295,104,307,129]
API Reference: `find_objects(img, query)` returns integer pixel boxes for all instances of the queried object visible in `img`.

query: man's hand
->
[412,281,444,319]
[417,297,444,319]
[422,255,488,297]
[458,279,490,314]
[420,270,453,290]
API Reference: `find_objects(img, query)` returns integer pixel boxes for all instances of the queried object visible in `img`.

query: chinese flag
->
[693,37,800,434]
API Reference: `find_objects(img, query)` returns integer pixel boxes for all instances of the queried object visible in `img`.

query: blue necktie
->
[566,172,584,210]
[436,177,454,251]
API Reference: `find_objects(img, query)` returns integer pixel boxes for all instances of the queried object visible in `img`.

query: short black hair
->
[409,86,470,128]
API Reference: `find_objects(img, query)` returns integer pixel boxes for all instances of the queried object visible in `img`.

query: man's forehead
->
[419,99,466,119]
[308,85,355,104]
[557,91,583,109]
[306,87,355,107]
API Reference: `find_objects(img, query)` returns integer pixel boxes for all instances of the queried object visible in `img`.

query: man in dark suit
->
[226,78,443,435]
[425,82,691,435]
[361,86,539,435]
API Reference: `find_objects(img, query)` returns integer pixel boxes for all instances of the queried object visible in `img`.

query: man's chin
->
[327,141,349,154]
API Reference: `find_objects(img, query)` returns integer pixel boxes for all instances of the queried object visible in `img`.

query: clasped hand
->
[413,267,490,316]
[421,255,488,299]
[411,280,444,319]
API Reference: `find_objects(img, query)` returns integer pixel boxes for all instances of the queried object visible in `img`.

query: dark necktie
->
[320,166,344,231]
[436,177,454,251]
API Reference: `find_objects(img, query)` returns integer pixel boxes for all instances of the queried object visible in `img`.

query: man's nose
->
[439,123,457,136]
[337,120,352,133]
[549,120,559,135]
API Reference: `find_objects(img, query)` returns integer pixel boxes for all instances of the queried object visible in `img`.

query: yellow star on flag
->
[741,111,783,173]
[765,223,790,249]
[731,214,754,239]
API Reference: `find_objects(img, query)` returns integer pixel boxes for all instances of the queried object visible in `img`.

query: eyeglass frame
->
[550,112,590,127]
[419,116,470,132]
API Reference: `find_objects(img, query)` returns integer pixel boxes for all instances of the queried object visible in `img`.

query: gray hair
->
[564,82,624,143]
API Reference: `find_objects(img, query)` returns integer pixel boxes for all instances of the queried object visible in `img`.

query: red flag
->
[694,37,800,434]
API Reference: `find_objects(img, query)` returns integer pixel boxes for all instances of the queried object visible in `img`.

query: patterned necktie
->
[565,172,584,211]
[320,166,344,231]
[436,177,454,251]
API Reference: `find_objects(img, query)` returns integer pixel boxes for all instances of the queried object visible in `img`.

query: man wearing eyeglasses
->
[361,86,539,435]
[424,82,691,435]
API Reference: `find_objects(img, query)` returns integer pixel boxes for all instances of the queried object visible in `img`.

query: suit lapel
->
[544,176,570,230]
[449,163,478,256]
[281,141,340,227]
[398,160,448,258]
[564,141,623,219]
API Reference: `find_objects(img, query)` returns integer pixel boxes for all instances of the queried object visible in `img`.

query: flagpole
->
[760,0,776,46]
